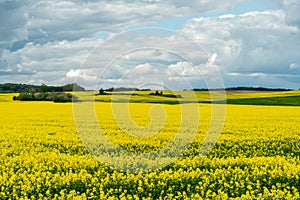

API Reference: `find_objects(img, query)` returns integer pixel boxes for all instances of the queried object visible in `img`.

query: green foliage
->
[13,92,78,103]
[149,91,182,99]
[0,83,63,93]
[97,88,109,95]
[14,93,34,101]
[39,84,48,93]
[0,83,85,93]
[63,83,85,92]
[223,95,300,106]
[52,93,76,103]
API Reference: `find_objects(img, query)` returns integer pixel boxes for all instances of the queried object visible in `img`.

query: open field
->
[4,90,300,105]
[91,90,300,106]
[1,90,300,199]
[95,90,300,106]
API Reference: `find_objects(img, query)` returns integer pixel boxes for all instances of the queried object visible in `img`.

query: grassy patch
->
[223,95,300,106]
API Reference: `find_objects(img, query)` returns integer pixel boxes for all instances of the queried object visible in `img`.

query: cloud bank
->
[0,0,299,89]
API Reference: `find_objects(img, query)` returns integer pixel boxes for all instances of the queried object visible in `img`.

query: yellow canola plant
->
[0,100,300,199]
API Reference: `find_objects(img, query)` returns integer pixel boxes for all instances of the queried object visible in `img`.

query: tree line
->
[0,83,85,93]
[193,87,293,92]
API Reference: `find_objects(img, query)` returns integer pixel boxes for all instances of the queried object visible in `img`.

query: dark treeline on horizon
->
[102,87,151,92]
[0,83,296,93]
[193,87,293,92]
[104,86,294,92]
[0,83,85,93]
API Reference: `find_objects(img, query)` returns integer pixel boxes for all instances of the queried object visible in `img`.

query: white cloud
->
[180,7,300,88]
[208,53,217,65]
[181,9,300,76]
[0,38,101,80]
[133,63,158,74]
[219,14,236,19]
[66,69,97,81]
[0,0,248,46]
[2,0,246,84]
[289,63,299,69]
[66,69,80,78]
[283,0,300,26]
[228,72,267,77]
[167,61,195,76]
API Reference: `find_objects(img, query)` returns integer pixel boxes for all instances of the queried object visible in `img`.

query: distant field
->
[0,93,19,102]
[3,90,300,106]
[84,90,300,106]
[224,90,300,106]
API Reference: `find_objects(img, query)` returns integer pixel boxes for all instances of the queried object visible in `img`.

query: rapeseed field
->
[0,92,300,199]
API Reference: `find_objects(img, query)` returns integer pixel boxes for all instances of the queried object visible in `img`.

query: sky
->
[0,0,299,89]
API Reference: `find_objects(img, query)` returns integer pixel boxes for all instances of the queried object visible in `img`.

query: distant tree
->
[53,94,71,103]
[14,92,78,102]
[15,93,34,101]
[63,83,85,91]
[106,87,114,92]
[26,87,38,97]
[99,88,105,95]
[39,84,48,93]
[150,91,163,96]
[63,84,73,91]
[34,92,49,100]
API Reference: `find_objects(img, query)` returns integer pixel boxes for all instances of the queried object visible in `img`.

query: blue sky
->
[0,0,299,89]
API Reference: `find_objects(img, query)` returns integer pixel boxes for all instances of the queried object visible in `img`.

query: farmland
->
[0,91,300,199]
[91,90,300,106]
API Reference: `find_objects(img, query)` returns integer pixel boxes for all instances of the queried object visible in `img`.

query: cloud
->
[179,6,300,88]
[0,49,36,76]
[208,53,217,65]
[282,0,300,26]
[228,72,300,78]
[0,1,28,47]
[225,71,300,89]
[66,69,97,81]
[98,52,223,90]
[3,0,247,85]
[1,0,248,46]
[167,61,196,76]
[0,39,100,80]
[228,72,267,77]
[181,9,300,77]
[66,69,80,78]
[219,14,236,19]
[0,0,299,89]
[133,63,158,74]
[289,63,299,69]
